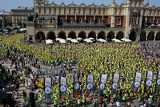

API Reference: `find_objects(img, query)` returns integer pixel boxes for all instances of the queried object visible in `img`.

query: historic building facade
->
[11,7,34,27]
[0,10,12,27]
[26,0,160,42]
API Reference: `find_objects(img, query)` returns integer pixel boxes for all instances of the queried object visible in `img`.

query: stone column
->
[146,32,148,41]
[2,15,5,27]
[154,33,157,41]
[124,3,130,39]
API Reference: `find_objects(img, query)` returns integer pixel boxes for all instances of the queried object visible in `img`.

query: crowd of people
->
[0,34,160,107]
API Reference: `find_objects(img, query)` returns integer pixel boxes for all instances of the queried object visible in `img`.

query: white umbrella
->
[157,24,160,27]
[56,38,63,41]
[88,37,94,40]
[84,39,93,43]
[151,24,155,27]
[59,40,66,44]
[45,39,53,44]
[70,39,79,43]
[19,28,27,31]
[97,38,106,43]
[111,38,117,41]
[121,38,131,42]
[114,39,122,43]
[77,37,83,40]
[66,38,72,41]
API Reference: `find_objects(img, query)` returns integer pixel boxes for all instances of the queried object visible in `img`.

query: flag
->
[73,72,81,98]
[145,71,153,91]
[59,76,67,100]
[133,72,142,91]
[156,71,160,92]
[112,73,120,91]
[100,74,107,90]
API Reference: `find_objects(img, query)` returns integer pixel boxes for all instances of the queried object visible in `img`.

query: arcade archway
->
[107,31,115,42]
[58,31,66,39]
[98,31,106,39]
[147,31,154,41]
[47,31,56,40]
[88,31,96,40]
[156,32,160,41]
[140,31,146,41]
[35,31,45,42]
[116,31,124,40]
[78,31,86,39]
[129,30,137,41]
[68,31,76,39]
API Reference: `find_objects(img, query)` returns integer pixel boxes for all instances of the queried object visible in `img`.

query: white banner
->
[157,71,160,85]
[146,71,153,87]
[74,73,79,82]
[113,73,119,83]
[45,77,52,94]
[147,71,153,80]
[135,72,142,82]
[87,75,93,83]
[101,74,107,84]
[45,78,52,87]
[158,71,160,78]
[61,77,66,86]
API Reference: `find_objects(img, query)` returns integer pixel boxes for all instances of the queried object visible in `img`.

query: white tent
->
[150,24,156,27]
[45,39,53,44]
[121,38,131,42]
[112,38,122,43]
[19,28,27,31]
[70,39,79,43]
[56,38,63,41]
[111,38,117,41]
[56,38,66,43]
[66,38,72,41]
[97,38,106,43]
[157,24,160,27]
[77,37,83,40]
[88,37,94,40]
[59,41,66,44]
[84,39,93,43]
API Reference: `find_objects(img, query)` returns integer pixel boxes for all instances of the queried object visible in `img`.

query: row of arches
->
[35,30,160,42]
[35,31,125,42]
[140,31,160,41]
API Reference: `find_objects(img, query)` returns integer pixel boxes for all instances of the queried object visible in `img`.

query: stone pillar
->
[2,15,5,27]
[95,34,98,40]
[139,10,144,29]
[146,32,148,41]
[111,3,116,28]
[111,16,115,28]
[26,21,35,42]
[154,33,157,41]
[124,2,130,39]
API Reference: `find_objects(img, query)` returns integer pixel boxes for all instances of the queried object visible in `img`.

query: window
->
[116,17,122,25]
[97,18,100,23]
[79,18,82,23]
[60,18,63,23]
[70,17,73,23]
[44,8,46,14]
[86,17,91,23]
[103,17,108,23]
[50,19,52,23]
[49,8,51,14]
[39,19,42,23]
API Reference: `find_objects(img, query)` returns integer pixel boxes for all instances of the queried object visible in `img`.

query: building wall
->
[26,0,160,42]
[11,7,34,27]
